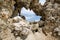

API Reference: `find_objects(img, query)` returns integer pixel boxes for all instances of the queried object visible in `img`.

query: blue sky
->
[21,0,46,22]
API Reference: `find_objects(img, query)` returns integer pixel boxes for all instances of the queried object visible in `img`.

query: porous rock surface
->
[0,0,60,40]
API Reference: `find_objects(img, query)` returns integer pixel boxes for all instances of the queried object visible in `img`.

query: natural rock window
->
[0,0,60,40]
[39,0,46,5]
[21,7,41,22]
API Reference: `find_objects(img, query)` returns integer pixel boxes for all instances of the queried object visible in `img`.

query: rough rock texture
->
[11,0,43,17]
[42,0,60,37]
[0,0,60,40]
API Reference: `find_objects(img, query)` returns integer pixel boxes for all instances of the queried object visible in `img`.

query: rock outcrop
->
[0,0,60,40]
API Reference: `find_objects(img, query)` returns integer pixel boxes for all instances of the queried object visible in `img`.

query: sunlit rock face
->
[0,6,12,20]
[0,15,40,40]
[0,0,15,18]
[0,0,60,40]
[0,2,40,39]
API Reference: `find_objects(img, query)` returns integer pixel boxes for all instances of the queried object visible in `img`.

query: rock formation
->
[0,0,60,40]
[42,0,60,37]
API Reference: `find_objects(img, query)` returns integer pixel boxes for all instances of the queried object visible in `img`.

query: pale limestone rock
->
[26,29,58,40]
[0,28,16,40]
[16,37,22,40]
[25,32,36,40]
[0,0,60,40]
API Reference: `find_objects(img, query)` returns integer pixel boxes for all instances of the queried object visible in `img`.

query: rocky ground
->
[0,16,59,40]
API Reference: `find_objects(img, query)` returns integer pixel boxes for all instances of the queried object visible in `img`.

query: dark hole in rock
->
[53,31,58,36]
[32,29,38,33]
[39,24,44,28]
[35,29,38,32]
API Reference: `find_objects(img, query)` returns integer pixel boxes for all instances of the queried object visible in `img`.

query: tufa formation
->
[0,0,60,40]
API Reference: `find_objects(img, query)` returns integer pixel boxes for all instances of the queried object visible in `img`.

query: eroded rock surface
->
[0,0,60,40]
